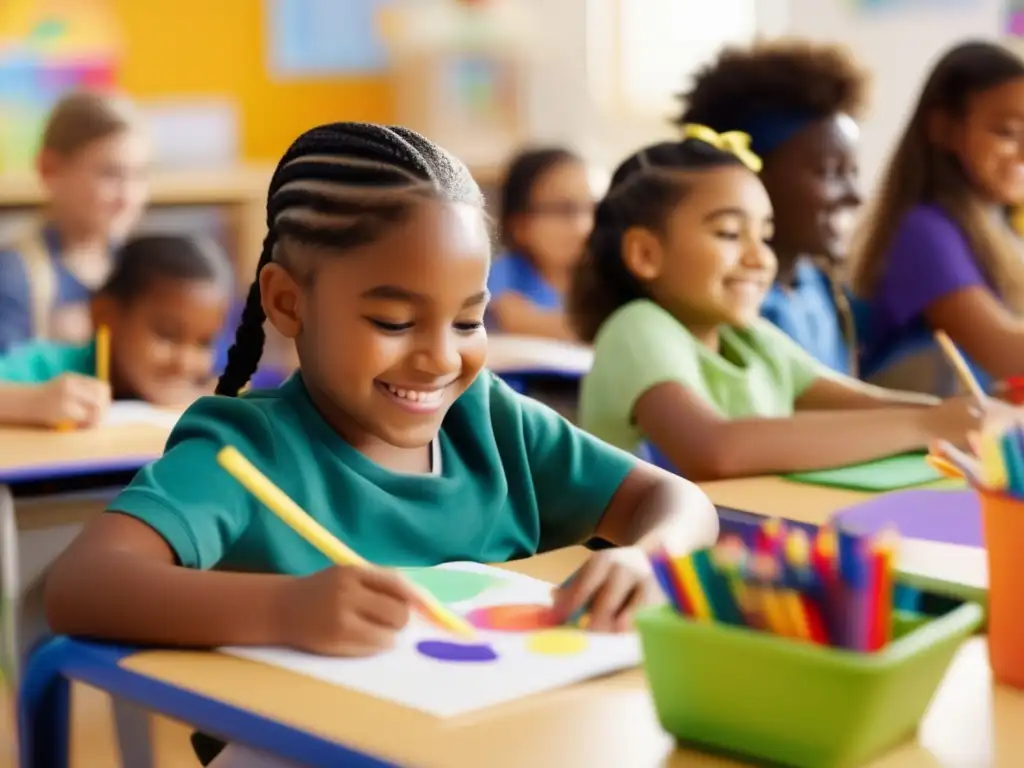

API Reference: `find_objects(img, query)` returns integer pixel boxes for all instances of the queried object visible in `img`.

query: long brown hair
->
[851,42,1024,310]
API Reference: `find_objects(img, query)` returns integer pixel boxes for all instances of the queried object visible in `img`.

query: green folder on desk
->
[784,453,962,492]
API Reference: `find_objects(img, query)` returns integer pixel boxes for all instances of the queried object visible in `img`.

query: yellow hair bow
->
[680,124,763,173]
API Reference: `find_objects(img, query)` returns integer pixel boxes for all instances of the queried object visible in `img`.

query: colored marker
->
[693,549,743,625]
[812,527,841,645]
[748,552,789,637]
[783,529,824,643]
[672,554,711,621]
[868,530,898,651]
[837,526,870,651]
[712,536,757,628]
[648,550,685,614]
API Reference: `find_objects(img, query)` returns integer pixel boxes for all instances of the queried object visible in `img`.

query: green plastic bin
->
[634,601,983,768]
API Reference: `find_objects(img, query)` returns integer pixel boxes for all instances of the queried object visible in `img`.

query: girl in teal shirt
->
[44,123,718,768]
[571,133,1003,481]
[0,234,231,428]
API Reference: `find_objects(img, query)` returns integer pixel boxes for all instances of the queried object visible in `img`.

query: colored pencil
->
[693,549,744,625]
[673,554,712,621]
[711,536,757,627]
[216,446,476,638]
[95,324,110,383]
[837,527,871,651]
[934,330,986,402]
[749,552,790,636]
[649,550,685,614]
[782,530,820,643]
[868,530,897,651]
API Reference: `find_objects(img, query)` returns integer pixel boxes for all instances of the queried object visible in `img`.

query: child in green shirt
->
[0,234,232,428]
[45,123,718,768]
[571,133,1000,480]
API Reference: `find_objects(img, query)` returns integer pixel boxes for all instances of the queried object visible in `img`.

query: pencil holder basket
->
[634,600,983,768]
[979,491,1024,688]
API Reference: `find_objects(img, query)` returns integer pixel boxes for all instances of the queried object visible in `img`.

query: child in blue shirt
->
[487,147,594,339]
[677,40,868,375]
[0,234,232,427]
[44,123,718,768]
[0,91,149,353]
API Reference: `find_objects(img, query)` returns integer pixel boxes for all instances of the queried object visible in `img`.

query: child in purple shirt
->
[853,42,1024,395]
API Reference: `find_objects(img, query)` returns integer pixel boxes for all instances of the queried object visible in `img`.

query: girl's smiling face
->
[261,198,491,463]
[625,166,776,332]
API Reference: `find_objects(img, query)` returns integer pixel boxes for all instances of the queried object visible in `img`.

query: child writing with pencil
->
[853,42,1024,395]
[42,124,719,768]
[572,135,1004,480]
[0,234,232,428]
[677,40,867,376]
[0,90,149,354]
[487,147,595,339]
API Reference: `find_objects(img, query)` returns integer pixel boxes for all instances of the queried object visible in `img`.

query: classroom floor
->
[2,685,198,767]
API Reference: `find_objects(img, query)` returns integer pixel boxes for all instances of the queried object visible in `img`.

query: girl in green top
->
[570,133,1002,481]
[0,234,232,428]
[46,122,718,767]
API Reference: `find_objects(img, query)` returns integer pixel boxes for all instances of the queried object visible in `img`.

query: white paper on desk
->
[102,401,183,430]
[221,562,641,718]
[486,335,594,375]
[897,537,988,592]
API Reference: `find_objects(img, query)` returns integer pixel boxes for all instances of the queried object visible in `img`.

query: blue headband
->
[735,111,820,159]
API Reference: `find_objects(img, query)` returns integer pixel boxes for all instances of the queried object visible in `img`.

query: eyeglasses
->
[527,201,595,219]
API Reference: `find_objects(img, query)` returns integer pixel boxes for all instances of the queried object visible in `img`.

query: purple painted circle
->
[416,640,499,663]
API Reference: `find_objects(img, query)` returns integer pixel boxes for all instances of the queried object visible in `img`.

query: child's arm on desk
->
[633,382,983,482]
[45,514,415,655]
[0,375,109,427]
[488,293,577,341]
[794,375,940,409]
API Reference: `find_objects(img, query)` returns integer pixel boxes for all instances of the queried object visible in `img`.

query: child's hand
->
[550,547,658,633]
[278,565,415,657]
[32,373,111,428]
[922,396,985,449]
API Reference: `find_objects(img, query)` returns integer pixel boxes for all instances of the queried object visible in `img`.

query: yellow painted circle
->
[525,628,589,656]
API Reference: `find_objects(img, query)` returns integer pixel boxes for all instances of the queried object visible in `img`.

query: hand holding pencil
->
[33,373,111,429]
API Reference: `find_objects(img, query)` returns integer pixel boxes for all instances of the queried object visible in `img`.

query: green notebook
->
[784,453,950,492]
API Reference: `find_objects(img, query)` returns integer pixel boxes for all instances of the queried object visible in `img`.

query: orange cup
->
[980,491,1024,688]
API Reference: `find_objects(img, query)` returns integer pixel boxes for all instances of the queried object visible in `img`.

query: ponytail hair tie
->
[679,124,763,173]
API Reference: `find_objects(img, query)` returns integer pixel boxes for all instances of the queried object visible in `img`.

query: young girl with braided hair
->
[572,132,999,481]
[44,122,719,767]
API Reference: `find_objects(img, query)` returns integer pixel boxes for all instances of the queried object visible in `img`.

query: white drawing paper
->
[220,562,641,717]
[102,401,183,430]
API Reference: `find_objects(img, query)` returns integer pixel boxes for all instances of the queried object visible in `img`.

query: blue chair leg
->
[18,638,73,768]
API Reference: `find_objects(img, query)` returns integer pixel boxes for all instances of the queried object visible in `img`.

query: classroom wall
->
[110,0,393,162]
[785,0,1004,193]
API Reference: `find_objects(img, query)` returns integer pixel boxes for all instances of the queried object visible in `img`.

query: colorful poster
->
[1008,0,1024,36]
[265,0,395,78]
[0,0,121,171]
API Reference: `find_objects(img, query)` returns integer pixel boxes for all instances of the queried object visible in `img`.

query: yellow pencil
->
[216,446,476,638]
[672,555,711,621]
[934,330,985,402]
[95,324,110,383]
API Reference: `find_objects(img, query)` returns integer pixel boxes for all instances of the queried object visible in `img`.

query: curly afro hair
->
[676,39,869,132]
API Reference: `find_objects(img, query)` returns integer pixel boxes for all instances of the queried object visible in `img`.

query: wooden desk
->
[0,423,169,485]
[0,167,271,292]
[30,540,1008,768]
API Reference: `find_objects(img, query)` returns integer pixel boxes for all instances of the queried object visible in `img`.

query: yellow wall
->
[110,0,394,161]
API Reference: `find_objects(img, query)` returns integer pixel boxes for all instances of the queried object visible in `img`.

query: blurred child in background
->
[0,91,149,353]
[678,41,868,376]
[0,234,232,428]
[487,147,595,340]
[571,137,987,481]
[853,42,1024,395]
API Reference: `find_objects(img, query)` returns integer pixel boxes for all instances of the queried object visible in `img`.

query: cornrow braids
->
[569,139,747,342]
[215,123,483,397]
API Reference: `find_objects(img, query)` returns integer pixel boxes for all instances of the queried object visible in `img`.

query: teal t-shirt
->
[579,300,827,452]
[0,339,95,383]
[110,371,637,572]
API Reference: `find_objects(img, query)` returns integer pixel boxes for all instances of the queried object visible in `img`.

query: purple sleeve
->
[877,206,986,328]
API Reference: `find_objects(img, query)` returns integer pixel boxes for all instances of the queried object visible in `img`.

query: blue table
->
[19,637,395,768]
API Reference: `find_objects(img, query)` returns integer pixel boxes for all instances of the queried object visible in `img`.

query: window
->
[590,0,759,116]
